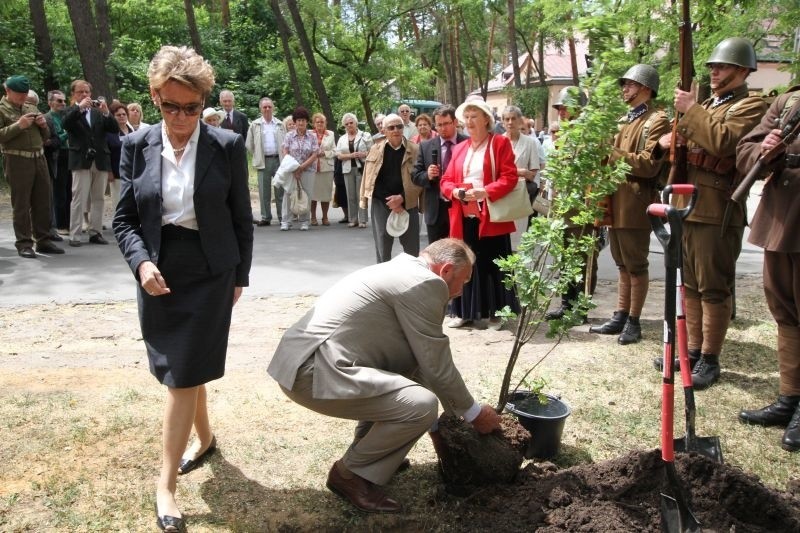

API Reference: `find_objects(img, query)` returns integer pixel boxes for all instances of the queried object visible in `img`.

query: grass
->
[0,284,798,531]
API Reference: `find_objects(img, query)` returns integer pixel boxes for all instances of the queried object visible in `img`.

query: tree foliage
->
[2,0,797,128]
[495,65,629,411]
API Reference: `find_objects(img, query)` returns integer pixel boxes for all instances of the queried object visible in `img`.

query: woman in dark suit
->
[113,45,253,532]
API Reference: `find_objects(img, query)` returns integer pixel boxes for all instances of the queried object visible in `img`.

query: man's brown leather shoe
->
[326,461,401,513]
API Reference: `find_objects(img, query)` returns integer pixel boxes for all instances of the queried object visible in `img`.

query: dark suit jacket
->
[62,104,119,171]
[411,133,468,225]
[112,122,254,286]
[220,108,249,137]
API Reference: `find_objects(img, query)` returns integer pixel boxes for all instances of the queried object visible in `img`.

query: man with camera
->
[0,75,63,258]
[63,79,118,246]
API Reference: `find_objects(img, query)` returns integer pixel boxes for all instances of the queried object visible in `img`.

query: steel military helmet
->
[706,37,758,71]
[552,86,587,110]
[618,64,660,98]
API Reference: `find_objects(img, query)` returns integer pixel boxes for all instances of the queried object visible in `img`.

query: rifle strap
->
[779,91,800,128]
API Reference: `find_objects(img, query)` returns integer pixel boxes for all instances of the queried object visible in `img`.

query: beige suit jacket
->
[267,254,475,417]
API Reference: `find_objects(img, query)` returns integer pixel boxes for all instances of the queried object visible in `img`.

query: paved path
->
[0,184,765,306]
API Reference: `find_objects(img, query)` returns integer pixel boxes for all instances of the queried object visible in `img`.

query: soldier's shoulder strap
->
[636,110,666,153]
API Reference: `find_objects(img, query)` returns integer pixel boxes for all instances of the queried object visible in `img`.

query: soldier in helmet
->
[545,86,599,321]
[552,86,586,122]
[657,37,767,388]
[590,65,670,344]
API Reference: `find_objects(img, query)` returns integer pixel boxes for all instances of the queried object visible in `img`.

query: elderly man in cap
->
[360,113,422,262]
[0,75,64,258]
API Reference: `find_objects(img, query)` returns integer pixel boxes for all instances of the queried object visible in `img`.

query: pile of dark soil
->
[443,449,800,532]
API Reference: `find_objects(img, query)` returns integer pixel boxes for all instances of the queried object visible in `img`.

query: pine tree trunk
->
[269,0,304,107]
[65,0,112,99]
[28,0,57,92]
[94,0,116,97]
[220,0,231,28]
[284,0,334,127]
[507,0,522,88]
[184,0,203,55]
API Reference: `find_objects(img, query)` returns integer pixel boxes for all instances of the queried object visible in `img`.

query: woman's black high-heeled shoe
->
[155,503,186,532]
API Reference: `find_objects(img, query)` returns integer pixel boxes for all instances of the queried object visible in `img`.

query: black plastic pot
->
[505,390,571,459]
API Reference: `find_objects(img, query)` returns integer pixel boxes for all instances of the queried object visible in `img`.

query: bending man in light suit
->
[267,238,501,513]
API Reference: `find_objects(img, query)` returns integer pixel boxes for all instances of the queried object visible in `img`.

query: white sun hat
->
[202,107,225,123]
[386,210,410,237]
[455,96,495,129]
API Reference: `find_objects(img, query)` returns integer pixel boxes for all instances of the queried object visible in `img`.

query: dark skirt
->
[451,217,519,320]
[138,225,236,388]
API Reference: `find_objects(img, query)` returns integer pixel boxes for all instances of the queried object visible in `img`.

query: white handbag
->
[486,136,534,223]
[290,182,310,215]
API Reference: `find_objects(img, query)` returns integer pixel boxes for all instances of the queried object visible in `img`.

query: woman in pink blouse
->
[281,107,319,231]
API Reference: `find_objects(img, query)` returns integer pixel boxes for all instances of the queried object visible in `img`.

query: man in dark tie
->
[218,89,249,137]
[412,105,468,244]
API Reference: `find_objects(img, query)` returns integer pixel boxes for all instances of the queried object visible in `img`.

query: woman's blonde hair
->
[311,112,327,126]
[126,102,143,116]
[148,45,215,99]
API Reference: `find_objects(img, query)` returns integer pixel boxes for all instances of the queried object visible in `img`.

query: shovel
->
[660,185,724,463]
[648,196,701,533]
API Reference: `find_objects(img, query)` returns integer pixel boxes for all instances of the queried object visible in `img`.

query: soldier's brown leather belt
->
[785,153,800,169]
[687,148,734,176]
[2,148,44,158]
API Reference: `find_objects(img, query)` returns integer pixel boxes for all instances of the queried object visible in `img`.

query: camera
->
[91,97,106,107]
[85,147,96,162]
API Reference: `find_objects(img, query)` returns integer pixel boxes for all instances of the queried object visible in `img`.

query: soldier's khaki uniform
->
[671,84,767,358]
[0,96,52,251]
[607,106,670,318]
[737,88,800,397]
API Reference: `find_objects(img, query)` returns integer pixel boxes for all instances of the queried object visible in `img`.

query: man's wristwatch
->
[457,188,466,201]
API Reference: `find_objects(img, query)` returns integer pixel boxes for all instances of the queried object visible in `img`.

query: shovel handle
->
[648,204,683,270]
[660,184,698,220]
[662,380,675,462]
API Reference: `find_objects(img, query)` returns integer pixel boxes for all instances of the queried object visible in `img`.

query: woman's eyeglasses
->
[157,92,204,116]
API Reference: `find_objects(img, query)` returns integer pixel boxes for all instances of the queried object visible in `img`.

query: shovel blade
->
[674,434,724,463]
[660,493,702,533]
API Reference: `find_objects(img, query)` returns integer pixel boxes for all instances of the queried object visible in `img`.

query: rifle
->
[731,107,800,202]
[667,0,694,185]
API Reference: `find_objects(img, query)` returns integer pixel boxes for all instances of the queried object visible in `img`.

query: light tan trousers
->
[280,356,438,485]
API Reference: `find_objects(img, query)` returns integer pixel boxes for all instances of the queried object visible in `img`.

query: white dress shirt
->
[261,118,279,156]
[160,122,201,230]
